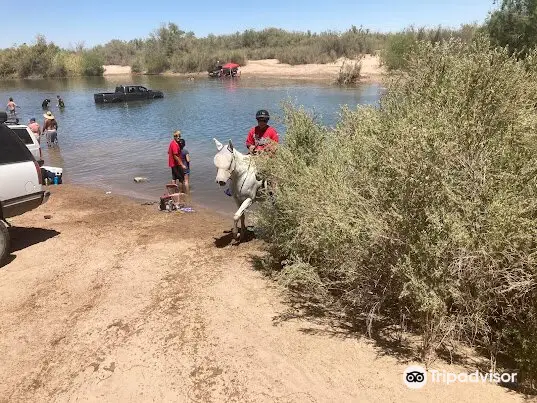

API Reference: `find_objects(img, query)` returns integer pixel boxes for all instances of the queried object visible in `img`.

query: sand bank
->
[0,184,524,402]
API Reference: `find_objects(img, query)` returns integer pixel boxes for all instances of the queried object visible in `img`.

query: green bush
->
[485,0,537,57]
[0,36,101,78]
[255,36,537,385]
[81,50,104,76]
[131,58,143,74]
[382,31,417,70]
[143,40,169,74]
[381,25,479,71]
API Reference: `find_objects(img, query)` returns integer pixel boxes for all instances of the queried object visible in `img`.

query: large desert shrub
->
[81,50,104,76]
[63,53,83,76]
[256,36,537,385]
[335,60,362,85]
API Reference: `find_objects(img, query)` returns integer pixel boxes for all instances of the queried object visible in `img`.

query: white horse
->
[213,138,264,243]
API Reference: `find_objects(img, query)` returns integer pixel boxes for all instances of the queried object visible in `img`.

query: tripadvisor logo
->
[403,365,518,389]
[404,365,427,389]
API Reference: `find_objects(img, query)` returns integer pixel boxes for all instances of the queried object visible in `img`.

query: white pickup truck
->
[0,113,50,265]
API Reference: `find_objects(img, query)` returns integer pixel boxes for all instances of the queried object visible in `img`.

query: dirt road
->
[0,185,528,402]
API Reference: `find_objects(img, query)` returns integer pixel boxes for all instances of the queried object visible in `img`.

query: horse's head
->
[213,138,235,186]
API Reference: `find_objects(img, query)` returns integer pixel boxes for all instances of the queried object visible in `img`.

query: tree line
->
[0,1,534,78]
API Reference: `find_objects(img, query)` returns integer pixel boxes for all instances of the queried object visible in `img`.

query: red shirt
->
[168,140,181,167]
[245,125,279,152]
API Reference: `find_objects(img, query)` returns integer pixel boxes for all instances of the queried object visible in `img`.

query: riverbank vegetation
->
[0,36,104,79]
[96,23,386,74]
[253,1,537,389]
[256,36,537,388]
[0,22,474,78]
[3,1,537,79]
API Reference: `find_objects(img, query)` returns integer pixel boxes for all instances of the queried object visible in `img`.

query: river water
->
[0,76,382,214]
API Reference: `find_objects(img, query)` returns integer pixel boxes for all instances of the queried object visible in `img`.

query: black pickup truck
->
[94,85,164,103]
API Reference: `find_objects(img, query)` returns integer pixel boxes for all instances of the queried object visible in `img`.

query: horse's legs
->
[233,198,253,242]
[232,218,238,241]
[240,213,246,241]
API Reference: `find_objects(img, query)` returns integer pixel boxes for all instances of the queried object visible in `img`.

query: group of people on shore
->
[167,109,279,195]
[6,96,64,147]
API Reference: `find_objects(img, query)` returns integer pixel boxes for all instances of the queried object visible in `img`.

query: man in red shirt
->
[168,130,187,191]
[245,109,279,154]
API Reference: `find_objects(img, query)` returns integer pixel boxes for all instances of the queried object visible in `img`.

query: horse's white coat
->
[213,138,263,242]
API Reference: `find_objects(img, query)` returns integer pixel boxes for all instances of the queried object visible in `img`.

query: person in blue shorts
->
[179,138,191,193]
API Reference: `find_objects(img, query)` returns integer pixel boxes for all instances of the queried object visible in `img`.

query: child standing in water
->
[179,138,191,193]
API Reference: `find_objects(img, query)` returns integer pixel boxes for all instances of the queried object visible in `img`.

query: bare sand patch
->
[103,65,132,76]
[240,54,385,82]
[0,185,527,402]
[142,54,385,82]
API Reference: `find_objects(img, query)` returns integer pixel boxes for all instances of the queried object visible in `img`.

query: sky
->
[1,0,497,49]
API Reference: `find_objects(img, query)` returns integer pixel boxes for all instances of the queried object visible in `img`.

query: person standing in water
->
[168,130,187,191]
[28,118,42,143]
[6,97,19,117]
[43,111,59,147]
[178,138,191,193]
[57,95,65,108]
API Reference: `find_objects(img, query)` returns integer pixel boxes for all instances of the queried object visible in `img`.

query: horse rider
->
[246,109,279,155]
[247,109,279,196]
[224,110,279,197]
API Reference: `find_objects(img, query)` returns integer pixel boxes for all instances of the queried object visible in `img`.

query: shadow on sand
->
[214,228,256,248]
[248,254,534,397]
[8,226,60,253]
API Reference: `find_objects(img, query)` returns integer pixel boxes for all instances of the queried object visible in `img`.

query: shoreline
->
[0,55,384,83]
[61,178,233,218]
[103,54,385,83]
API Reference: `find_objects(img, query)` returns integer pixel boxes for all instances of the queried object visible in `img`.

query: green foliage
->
[0,36,103,78]
[0,23,480,76]
[381,25,480,70]
[81,50,104,76]
[91,24,389,72]
[255,37,537,385]
[93,39,138,66]
[485,0,537,57]
[382,31,417,70]
[143,39,169,74]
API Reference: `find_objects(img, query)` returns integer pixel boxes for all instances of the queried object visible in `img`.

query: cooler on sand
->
[41,165,63,185]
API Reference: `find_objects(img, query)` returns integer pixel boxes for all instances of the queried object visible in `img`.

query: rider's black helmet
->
[256,109,270,121]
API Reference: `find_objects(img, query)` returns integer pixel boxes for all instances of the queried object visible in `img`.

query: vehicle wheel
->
[0,220,10,267]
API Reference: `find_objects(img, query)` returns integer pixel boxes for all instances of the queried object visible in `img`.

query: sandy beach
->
[0,184,529,402]
[103,65,132,76]
[103,54,385,83]
[240,54,384,82]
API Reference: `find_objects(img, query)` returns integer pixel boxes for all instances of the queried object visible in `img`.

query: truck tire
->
[0,220,10,267]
